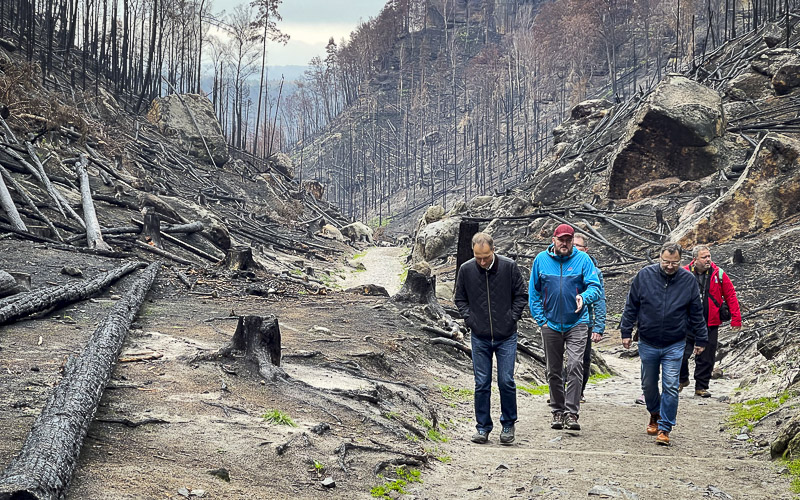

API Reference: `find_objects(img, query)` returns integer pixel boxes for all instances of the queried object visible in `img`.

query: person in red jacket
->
[679,245,742,398]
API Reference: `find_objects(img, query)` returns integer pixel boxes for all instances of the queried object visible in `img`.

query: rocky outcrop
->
[531,157,587,206]
[424,205,446,223]
[771,52,800,95]
[724,71,774,101]
[627,177,681,201]
[147,94,229,167]
[671,133,800,246]
[552,99,612,145]
[771,412,800,459]
[415,217,460,261]
[606,75,725,199]
[340,222,374,243]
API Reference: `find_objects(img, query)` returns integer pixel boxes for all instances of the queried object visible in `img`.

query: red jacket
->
[684,260,742,328]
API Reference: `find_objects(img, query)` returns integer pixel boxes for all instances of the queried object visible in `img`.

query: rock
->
[757,330,783,360]
[553,99,611,145]
[496,463,509,470]
[736,433,749,441]
[424,205,446,223]
[531,158,587,206]
[340,221,374,243]
[146,93,229,166]
[301,180,325,200]
[679,195,712,223]
[711,367,724,379]
[706,485,732,499]
[417,217,460,261]
[346,260,366,270]
[671,133,800,246]
[570,99,613,120]
[60,266,83,277]
[192,489,205,498]
[724,71,774,101]
[771,412,800,458]
[310,422,331,435]
[345,284,389,296]
[468,195,493,208]
[208,467,231,482]
[627,177,681,201]
[269,152,294,179]
[319,224,345,241]
[321,477,336,488]
[177,488,190,498]
[607,75,724,199]
[751,48,798,77]
[762,23,784,48]
[772,55,800,95]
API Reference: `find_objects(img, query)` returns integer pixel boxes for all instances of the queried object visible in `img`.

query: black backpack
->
[708,268,731,322]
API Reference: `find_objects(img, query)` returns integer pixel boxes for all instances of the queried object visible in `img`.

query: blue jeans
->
[471,333,518,433]
[639,339,684,433]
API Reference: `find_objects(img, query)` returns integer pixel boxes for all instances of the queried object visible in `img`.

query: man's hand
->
[693,345,705,356]
[575,295,583,312]
[622,338,632,349]
[731,326,742,333]
[591,332,603,343]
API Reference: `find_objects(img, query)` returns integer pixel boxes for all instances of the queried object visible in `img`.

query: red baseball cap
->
[553,224,574,238]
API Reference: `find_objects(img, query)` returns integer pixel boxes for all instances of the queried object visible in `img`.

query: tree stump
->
[222,245,263,271]
[232,315,285,382]
[141,206,163,249]
[455,220,479,283]
[391,269,446,320]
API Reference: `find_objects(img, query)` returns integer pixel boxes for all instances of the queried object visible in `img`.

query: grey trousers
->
[542,323,589,415]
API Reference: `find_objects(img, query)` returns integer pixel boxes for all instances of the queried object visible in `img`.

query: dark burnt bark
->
[141,206,162,248]
[0,262,160,500]
[230,315,285,382]
[222,245,263,271]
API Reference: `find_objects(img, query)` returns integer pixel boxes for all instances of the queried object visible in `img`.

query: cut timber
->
[0,167,26,231]
[0,165,61,241]
[0,261,143,326]
[0,262,160,500]
[75,154,111,251]
[222,245,263,271]
[230,315,285,382]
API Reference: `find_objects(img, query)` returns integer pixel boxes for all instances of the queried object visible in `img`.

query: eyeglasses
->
[575,244,587,250]
[660,259,681,267]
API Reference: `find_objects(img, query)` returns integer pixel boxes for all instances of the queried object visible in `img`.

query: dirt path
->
[338,246,407,295]
[416,334,791,499]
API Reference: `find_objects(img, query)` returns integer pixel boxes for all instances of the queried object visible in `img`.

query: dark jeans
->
[471,333,518,433]
[680,326,719,391]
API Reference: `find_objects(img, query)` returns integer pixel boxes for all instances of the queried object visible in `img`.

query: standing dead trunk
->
[222,245,263,271]
[0,262,160,500]
[141,206,162,248]
[76,154,111,251]
[455,220,479,283]
[231,315,285,381]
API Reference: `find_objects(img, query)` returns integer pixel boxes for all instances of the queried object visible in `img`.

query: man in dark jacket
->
[621,242,708,446]
[679,245,743,398]
[455,232,528,445]
[529,224,602,432]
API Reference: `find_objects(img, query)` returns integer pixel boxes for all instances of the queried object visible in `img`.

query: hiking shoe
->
[656,430,670,446]
[634,394,646,405]
[695,389,712,398]
[647,413,660,436]
[678,380,690,392]
[471,430,489,444]
[564,413,581,431]
[551,411,564,430]
[500,425,515,444]
[580,394,586,403]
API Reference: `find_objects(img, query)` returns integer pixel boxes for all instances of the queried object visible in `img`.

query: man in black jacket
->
[620,242,708,446]
[455,232,528,445]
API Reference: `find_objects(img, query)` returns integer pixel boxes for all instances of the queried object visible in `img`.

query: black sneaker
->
[564,413,581,431]
[500,425,515,444]
[551,411,564,429]
[471,429,489,444]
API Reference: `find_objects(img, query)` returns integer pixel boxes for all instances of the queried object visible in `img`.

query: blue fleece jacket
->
[528,245,603,332]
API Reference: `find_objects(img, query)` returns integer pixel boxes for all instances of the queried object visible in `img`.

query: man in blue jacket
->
[620,242,708,446]
[529,224,602,431]
[455,232,528,445]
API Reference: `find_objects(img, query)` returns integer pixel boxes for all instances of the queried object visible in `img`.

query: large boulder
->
[531,157,587,206]
[751,48,798,77]
[147,94,229,167]
[627,177,681,201]
[771,412,800,459]
[552,99,612,145]
[670,133,800,246]
[416,217,460,261]
[606,75,725,199]
[772,52,800,95]
[724,71,774,101]
[340,222,373,243]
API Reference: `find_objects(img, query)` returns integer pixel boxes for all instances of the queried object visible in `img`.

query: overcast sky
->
[214,0,388,66]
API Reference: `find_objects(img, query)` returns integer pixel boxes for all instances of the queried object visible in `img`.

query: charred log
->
[0,262,159,500]
[75,154,111,251]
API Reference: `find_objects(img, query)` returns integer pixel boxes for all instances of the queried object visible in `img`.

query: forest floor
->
[0,243,793,499]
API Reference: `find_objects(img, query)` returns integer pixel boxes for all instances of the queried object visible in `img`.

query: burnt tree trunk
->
[392,270,444,317]
[231,315,285,382]
[141,206,162,248]
[222,245,263,271]
[0,262,160,500]
[455,220,479,286]
[0,169,26,231]
[0,261,142,326]
[75,154,110,251]
[0,270,28,299]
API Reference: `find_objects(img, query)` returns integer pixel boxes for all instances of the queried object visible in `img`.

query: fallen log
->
[130,239,194,266]
[75,154,111,251]
[0,165,61,241]
[0,166,26,231]
[0,262,159,500]
[0,261,143,326]
[430,337,472,355]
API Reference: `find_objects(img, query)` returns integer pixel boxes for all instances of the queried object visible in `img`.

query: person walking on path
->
[529,224,603,432]
[455,232,528,445]
[573,233,606,402]
[679,245,742,398]
[620,242,708,446]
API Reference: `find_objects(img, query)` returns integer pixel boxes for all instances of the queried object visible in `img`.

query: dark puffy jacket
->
[620,264,708,348]
[454,255,529,341]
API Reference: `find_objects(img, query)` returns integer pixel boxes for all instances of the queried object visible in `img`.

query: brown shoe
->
[656,430,670,446]
[678,380,689,392]
[695,389,712,398]
[647,413,660,436]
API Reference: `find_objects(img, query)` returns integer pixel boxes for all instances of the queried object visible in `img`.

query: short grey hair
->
[660,241,683,257]
[472,232,494,249]
[574,233,588,246]
[692,245,711,260]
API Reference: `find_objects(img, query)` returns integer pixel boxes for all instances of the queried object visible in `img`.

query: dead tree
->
[0,169,26,231]
[0,262,160,500]
[222,245,263,271]
[75,154,111,251]
[223,315,285,382]
[0,261,143,326]
[392,269,440,312]
[140,206,163,248]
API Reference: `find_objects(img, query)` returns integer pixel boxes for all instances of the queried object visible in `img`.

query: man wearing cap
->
[528,224,603,431]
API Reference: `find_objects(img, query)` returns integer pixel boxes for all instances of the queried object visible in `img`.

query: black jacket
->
[620,264,708,348]
[454,255,528,341]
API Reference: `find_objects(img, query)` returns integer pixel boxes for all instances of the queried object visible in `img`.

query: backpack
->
[708,268,732,322]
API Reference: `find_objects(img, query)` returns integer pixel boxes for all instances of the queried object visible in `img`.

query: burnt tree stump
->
[230,315,285,382]
[455,220,479,285]
[141,206,163,249]
[222,245,263,271]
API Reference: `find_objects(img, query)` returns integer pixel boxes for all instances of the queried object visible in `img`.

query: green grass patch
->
[398,265,409,284]
[439,385,473,405]
[518,383,549,396]
[727,392,791,431]
[587,373,613,384]
[261,409,297,427]
[370,467,422,499]
[785,459,800,494]
[416,415,449,443]
[352,251,367,259]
